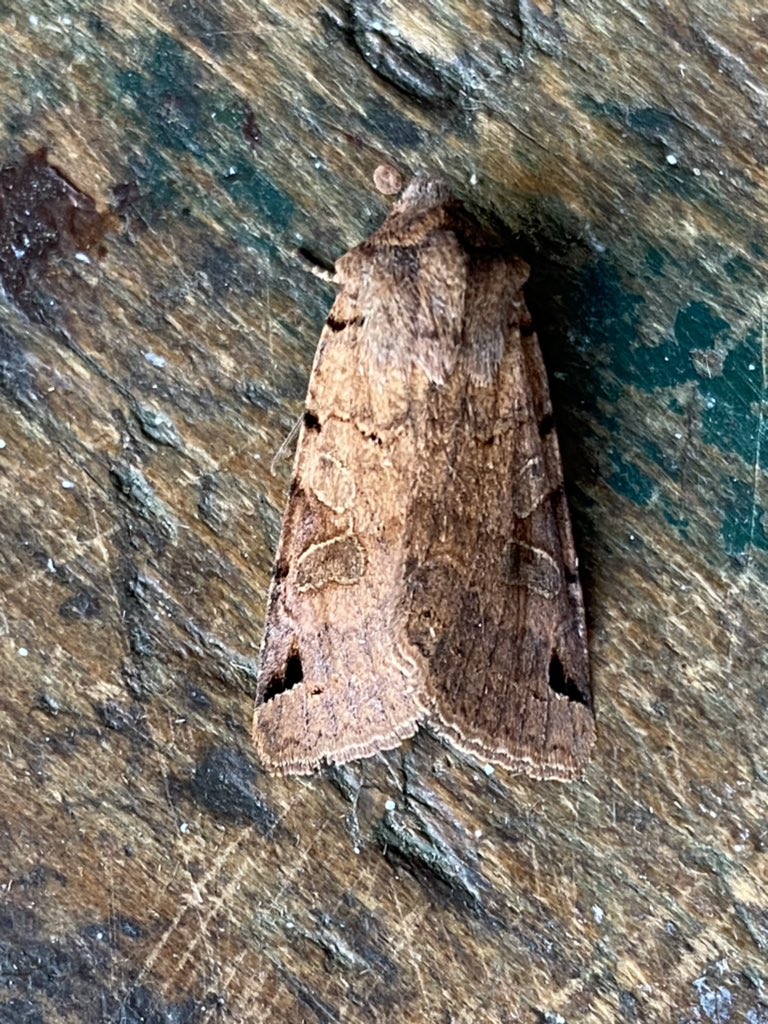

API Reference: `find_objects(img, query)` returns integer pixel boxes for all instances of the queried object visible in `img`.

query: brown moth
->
[252,168,594,779]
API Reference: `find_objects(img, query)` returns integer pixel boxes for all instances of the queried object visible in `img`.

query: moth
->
[252,169,594,779]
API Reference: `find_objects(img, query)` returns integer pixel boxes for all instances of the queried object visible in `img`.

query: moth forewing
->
[252,170,594,778]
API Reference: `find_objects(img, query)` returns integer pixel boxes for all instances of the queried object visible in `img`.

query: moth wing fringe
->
[254,716,422,776]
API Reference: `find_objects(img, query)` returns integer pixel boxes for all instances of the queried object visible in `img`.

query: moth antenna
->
[270,414,302,475]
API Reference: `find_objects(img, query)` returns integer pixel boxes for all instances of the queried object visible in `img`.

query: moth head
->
[393,176,452,215]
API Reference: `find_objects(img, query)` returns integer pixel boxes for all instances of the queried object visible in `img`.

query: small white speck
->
[179,822,189,834]
[693,167,701,176]
[0,439,6,449]
[592,905,604,924]
[384,799,396,812]
[749,363,756,371]
[352,846,361,855]
[18,647,29,657]
[674,432,682,439]
[144,351,167,368]
[74,252,91,264]
[706,396,717,409]
[474,829,483,839]
[469,171,478,186]
[29,14,39,27]
[47,559,57,573]
[666,153,678,166]
[61,479,75,490]
[483,764,494,776]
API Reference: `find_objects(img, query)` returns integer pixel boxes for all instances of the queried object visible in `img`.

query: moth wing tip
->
[253,742,322,777]
[251,712,316,775]
[427,712,594,782]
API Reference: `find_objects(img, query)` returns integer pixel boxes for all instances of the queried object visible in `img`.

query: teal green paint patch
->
[644,247,665,275]
[674,301,729,350]
[606,450,655,506]
[221,163,294,233]
[580,98,681,144]
[621,106,680,141]
[596,414,622,435]
[579,99,714,202]
[117,36,207,156]
[119,32,295,235]
[721,477,768,556]
[639,437,680,480]
[574,260,643,359]
[699,328,765,468]
[217,101,257,138]
[662,507,690,538]
[574,261,693,391]
[116,35,279,222]
[723,253,763,287]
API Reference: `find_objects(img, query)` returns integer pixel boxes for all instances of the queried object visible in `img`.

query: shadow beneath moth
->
[252,167,594,779]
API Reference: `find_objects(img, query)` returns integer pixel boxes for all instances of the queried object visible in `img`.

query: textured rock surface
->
[1,2,766,1021]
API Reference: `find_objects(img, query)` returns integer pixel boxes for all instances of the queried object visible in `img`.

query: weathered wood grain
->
[0,2,766,1022]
